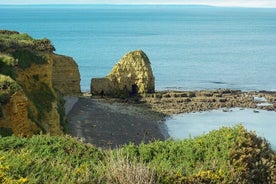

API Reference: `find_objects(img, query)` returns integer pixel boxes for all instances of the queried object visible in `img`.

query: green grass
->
[0,135,104,183]
[0,125,275,184]
[0,54,17,79]
[12,50,48,69]
[25,82,56,132]
[0,30,55,53]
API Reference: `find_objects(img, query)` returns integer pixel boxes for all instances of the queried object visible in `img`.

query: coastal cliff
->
[91,50,155,97]
[52,54,81,95]
[0,30,81,136]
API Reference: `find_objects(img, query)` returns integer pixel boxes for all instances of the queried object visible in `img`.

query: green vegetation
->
[0,30,67,135]
[0,75,22,100]
[56,92,69,133]
[0,30,55,53]
[12,50,48,69]
[0,135,104,183]
[0,75,22,117]
[27,82,55,119]
[0,54,17,79]
[0,127,13,137]
[0,125,275,183]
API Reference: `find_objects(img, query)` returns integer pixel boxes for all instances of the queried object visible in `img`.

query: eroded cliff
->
[0,30,81,136]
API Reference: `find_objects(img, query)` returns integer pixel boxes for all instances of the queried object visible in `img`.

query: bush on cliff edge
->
[0,125,275,183]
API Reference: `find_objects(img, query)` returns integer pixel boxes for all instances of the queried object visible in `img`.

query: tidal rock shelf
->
[141,90,276,114]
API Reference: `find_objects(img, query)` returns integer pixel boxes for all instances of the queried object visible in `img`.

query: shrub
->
[0,30,55,52]
[26,82,56,130]
[0,127,13,137]
[0,125,274,183]
[121,125,276,184]
[0,54,17,79]
[0,75,22,105]
[0,135,104,183]
[12,50,47,69]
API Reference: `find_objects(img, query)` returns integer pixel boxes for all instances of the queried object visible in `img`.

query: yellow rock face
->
[91,50,155,97]
[0,91,40,136]
[1,54,80,136]
[0,31,81,136]
[52,54,81,96]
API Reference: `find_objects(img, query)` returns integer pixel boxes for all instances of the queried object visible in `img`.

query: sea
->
[1,5,276,92]
[1,5,276,148]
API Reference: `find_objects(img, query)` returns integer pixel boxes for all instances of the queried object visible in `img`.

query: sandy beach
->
[66,96,167,148]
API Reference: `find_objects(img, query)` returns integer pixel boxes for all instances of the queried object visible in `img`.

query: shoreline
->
[142,89,276,114]
[66,96,167,148]
[65,89,276,148]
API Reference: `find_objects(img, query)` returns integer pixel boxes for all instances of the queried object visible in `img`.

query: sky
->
[1,0,276,8]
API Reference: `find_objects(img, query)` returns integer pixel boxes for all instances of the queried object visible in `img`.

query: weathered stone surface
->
[52,54,81,96]
[141,90,276,114]
[0,30,81,136]
[91,50,155,97]
[1,91,40,136]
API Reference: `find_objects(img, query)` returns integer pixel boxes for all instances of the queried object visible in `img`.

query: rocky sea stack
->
[0,30,81,136]
[91,50,155,97]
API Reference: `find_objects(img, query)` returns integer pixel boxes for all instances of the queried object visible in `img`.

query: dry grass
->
[104,149,157,184]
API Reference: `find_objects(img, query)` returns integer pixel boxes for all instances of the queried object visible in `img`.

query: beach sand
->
[66,97,168,148]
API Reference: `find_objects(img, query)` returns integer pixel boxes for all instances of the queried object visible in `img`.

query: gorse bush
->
[121,125,276,183]
[0,125,275,183]
[0,135,104,183]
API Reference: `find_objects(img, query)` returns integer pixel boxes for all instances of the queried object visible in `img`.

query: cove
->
[165,108,276,150]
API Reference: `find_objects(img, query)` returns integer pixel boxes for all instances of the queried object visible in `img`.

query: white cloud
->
[1,0,276,7]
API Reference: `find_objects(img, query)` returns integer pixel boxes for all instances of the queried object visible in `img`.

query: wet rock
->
[141,89,276,115]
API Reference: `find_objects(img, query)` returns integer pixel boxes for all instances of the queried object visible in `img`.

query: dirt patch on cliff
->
[67,97,167,149]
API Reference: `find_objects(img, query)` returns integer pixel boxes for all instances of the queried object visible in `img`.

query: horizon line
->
[1,3,276,8]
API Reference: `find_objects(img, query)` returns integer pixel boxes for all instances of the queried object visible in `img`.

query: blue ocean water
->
[1,5,276,92]
[166,108,276,150]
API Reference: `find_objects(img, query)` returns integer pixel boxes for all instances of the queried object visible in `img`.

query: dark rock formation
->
[91,50,155,97]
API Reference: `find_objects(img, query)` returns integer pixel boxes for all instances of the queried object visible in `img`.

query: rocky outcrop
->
[52,54,81,95]
[91,50,155,97]
[0,30,81,136]
[142,90,276,114]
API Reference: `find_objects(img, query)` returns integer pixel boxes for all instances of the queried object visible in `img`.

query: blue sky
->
[1,0,276,7]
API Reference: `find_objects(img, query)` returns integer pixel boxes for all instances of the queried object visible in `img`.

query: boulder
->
[91,50,155,97]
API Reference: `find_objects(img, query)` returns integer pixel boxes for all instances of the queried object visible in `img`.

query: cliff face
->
[91,50,155,97]
[0,30,81,136]
[52,54,81,95]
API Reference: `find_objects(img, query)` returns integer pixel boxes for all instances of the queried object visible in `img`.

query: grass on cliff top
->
[0,30,55,52]
[0,125,275,184]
